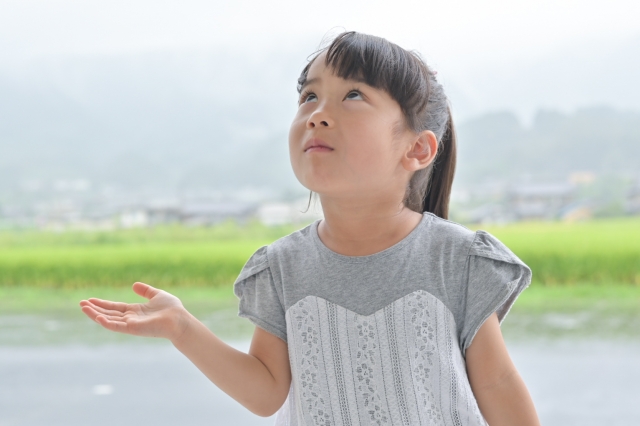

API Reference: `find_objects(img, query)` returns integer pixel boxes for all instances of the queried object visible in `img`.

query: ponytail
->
[422,106,457,220]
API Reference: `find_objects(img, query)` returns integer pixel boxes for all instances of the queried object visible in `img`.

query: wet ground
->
[1,309,640,425]
[0,341,275,426]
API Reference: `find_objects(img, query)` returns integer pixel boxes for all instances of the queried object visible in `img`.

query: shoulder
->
[421,212,478,254]
[468,229,527,266]
[422,213,524,264]
[235,244,270,283]
[233,221,317,279]
[267,220,317,257]
[424,212,476,236]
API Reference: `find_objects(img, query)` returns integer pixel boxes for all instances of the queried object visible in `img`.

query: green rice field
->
[0,216,638,291]
[476,216,640,286]
[0,216,638,341]
[0,219,302,289]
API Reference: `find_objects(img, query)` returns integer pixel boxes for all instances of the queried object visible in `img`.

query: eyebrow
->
[299,77,320,92]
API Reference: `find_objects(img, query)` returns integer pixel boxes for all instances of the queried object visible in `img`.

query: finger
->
[82,306,125,324]
[95,315,130,333]
[87,298,128,313]
[84,302,125,318]
[132,282,160,300]
[82,305,110,323]
[80,305,101,322]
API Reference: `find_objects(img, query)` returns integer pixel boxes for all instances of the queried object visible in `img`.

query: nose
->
[307,107,334,129]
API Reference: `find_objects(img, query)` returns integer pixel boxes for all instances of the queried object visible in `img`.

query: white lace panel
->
[275,290,488,426]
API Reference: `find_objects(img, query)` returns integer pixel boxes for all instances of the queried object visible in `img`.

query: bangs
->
[297,31,429,129]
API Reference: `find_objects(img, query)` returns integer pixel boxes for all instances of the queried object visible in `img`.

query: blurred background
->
[0,0,639,425]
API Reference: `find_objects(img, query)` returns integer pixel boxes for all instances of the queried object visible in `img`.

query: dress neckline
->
[310,212,433,263]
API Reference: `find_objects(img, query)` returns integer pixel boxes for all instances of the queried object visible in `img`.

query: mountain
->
[1,44,639,196]
[0,49,304,194]
[455,107,640,185]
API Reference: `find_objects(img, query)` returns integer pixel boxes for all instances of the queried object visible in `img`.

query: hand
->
[79,282,190,341]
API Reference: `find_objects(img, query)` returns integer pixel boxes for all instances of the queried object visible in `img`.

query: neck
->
[315,194,423,256]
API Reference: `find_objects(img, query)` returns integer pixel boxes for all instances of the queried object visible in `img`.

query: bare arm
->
[465,312,540,426]
[80,282,291,417]
[171,311,291,416]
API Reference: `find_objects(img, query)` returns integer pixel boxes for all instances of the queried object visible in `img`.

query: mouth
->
[304,138,334,153]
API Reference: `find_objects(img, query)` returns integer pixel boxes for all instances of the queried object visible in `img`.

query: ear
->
[401,130,438,172]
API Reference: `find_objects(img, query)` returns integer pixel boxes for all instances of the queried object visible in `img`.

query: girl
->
[80,31,540,425]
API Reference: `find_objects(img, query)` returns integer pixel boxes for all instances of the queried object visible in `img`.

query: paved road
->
[508,339,640,426]
[1,339,640,425]
[0,340,275,426]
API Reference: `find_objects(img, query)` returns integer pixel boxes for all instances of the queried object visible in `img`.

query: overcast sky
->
[1,0,639,121]
[1,0,639,194]
[1,0,638,59]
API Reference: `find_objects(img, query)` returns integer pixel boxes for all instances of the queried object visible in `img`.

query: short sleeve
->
[459,230,532,356]
[233,245,287,343]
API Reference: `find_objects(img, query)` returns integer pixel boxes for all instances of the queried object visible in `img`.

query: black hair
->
[298,31,456,219]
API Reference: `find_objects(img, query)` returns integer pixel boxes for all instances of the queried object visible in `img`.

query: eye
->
[299,90,317,104]
[345,90,363,100]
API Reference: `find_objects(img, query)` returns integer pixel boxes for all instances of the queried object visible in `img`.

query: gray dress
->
[233,212,532,426]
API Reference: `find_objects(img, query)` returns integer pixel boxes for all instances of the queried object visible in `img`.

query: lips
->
[304,137,333,152]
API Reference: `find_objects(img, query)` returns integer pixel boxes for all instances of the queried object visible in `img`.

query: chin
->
[301,182,329,195]
[292,169,332,193]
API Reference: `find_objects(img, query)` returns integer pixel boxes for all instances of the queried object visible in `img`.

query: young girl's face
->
[289,51,415,201]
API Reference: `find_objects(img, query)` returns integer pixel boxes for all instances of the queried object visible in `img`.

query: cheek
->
[344,118,396,172]
[288,115,306,173]
[289,114,305,149]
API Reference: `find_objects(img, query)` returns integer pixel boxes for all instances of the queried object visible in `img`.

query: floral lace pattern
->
[280,290,488,426]
[353,314,389,425]
[291,298,333,425]
[406,291,443,424]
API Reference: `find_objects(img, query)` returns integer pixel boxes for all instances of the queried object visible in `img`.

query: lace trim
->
[446,317,462,426]
[384,303,411,425]
[292,298,333,425]
[328,302,352,426]
[354,313,389,424]
[406,290,443,423]
[279,290,487,426]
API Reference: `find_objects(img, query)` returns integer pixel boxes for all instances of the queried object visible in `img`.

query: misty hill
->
[448,35,640,121]
[0,49,305,194]
[1,47,639,196]
[455,107,640,186]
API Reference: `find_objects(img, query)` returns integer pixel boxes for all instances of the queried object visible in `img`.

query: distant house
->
[627,183,640,215]
[506,183,576,220]
[257,202,293,226]
[180,201,259,226]
[120,210,149,228]
[146,205,182,225]
[257,198,324,226]
[464,203,516,225]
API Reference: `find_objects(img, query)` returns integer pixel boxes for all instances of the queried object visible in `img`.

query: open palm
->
[79,282,187,341]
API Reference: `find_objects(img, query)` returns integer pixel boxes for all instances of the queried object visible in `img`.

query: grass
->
[501,282,640,340]
[2,216,637,345]
[470,216,640,285]
[0,285,238,316]
[0,285,252,346]
[0,219,307,247]
[509,282,640,313]
[0,219,310,289]
[1,281,638,316]
[0,216,638,291]
[2,282,638,344]
[0,241,270,288]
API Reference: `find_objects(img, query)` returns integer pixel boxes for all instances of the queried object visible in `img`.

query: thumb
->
[132,282,160,300]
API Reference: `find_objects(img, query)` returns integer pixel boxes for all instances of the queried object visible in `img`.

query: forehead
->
[303,51,366,90]
[305,52,335,81]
